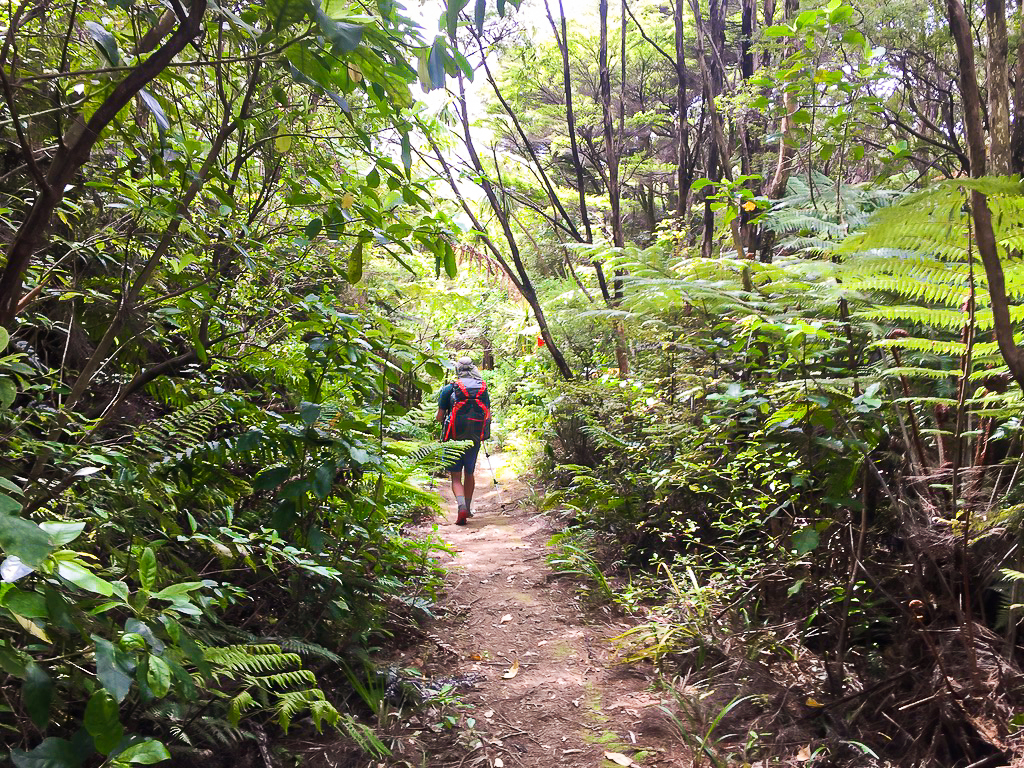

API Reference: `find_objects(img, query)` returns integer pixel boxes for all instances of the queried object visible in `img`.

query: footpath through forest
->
[395,453,690,768]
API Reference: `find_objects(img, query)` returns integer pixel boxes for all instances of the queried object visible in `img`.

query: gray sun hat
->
[455,356,483,379]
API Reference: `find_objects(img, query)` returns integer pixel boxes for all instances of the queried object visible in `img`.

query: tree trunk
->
[600,0,624,251]
[674,0,691,218]
[1010,0,1024,172]
[947,0,1024,391]
[546,0,596,245]
[986,0,1011,173]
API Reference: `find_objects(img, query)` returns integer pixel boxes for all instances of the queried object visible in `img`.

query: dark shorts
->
[443,441,481,474]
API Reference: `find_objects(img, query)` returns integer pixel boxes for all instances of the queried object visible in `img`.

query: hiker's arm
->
[435,408,445,422]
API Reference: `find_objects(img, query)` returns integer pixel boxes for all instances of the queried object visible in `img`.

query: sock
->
[456,495,467,510]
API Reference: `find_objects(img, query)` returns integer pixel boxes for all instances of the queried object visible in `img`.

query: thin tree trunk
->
[453,74,575,380]
[599,0,630,377]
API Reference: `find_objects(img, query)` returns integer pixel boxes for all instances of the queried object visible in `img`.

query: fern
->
[205,643,337,734]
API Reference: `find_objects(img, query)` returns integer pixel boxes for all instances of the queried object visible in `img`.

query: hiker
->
[436,356,492,526]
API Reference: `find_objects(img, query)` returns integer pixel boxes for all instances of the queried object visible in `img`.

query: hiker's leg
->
[464,471,476,509]
[462,443,480,511]
[449,471,464,499]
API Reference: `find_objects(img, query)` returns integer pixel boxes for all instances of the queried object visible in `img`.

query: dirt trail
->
[407,452,688,768]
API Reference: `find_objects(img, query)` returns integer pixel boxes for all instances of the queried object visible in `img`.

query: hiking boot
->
[467,508,474,518]
[456,506,469,526]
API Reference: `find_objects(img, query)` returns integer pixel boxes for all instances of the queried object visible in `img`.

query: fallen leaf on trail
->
[499,614,512,624]
[796,745,812,762]
[537,640,547,646]
[502,659,519,679]
[805,697,824,708]
[604,751,635,766]
[494,760,504,767]
[483,710,494,718]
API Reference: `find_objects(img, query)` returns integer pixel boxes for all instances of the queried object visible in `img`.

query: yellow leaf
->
[11,611,51,643]
[341,192,355,209]
[501,659,519,679]
[275,133,292,153]
[796,745,812,761]
[604,751,635,766]
[348,63,363,82]
[805,697,824,708]
[743,200,757,211]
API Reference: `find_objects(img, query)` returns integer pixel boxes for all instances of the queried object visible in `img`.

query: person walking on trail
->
[436,356,492,526]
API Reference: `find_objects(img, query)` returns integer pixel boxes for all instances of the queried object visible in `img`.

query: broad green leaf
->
[401,133,412,175]
[253,466,290,490]
[112,739,171,765]
[84,21,120,65]
[85,690,123,755]
[446,0,469,40]
[23,662,53,729]
[427,38,445,90]
[56,559,114,596]
[145,655,171,698]
[313,463,334,500]
[137,89,170,133]
[842,28,865,46]
[275,132,293,153]
[444,242,457,278]
[93,635,136,703]
[151,582,205,601]
[474,0,486,31]
[265,0,308,30]
[828,4,854,24]
[284,44,334,90]
[0,491,20,513]
[348,240,364,283]
[0,377,15,409]
[314,9,364,53]
[791,528,819,555]
[0,327,8,349]
[138,548,157,592]
[0,513,55,568]
[299,401,322,425]
[11,737,82,768]
[0,639,28,677]
[39,521,85,546]
[3,587,48,618]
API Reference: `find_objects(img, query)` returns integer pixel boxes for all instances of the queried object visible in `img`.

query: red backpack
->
[443,378,491,442]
